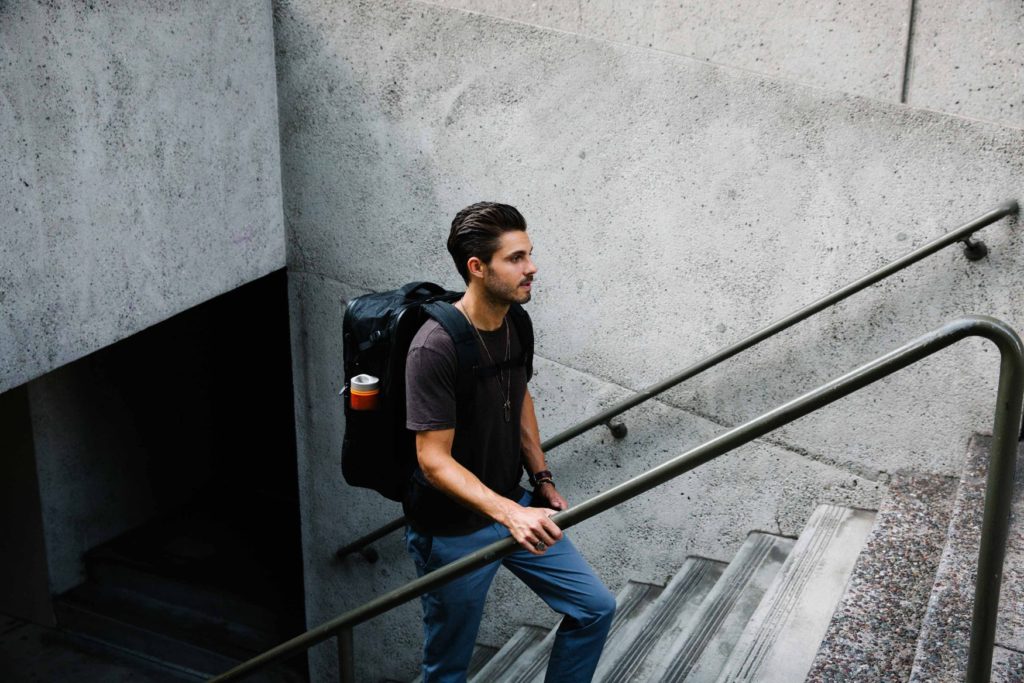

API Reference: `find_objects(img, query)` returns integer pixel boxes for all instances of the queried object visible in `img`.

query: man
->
[403,202,616,682]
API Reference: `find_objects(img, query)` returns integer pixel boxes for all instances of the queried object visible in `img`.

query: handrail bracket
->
[962,236,989,261]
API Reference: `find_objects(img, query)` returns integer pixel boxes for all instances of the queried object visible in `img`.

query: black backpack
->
[340,281,534,501]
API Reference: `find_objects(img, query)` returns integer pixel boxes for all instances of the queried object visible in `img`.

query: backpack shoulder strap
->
[421,300,477,406]
[507,303,534,382]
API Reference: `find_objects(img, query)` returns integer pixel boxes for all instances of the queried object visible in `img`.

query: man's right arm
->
[416,429,562,555]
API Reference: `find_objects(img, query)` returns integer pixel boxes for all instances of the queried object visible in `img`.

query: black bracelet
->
[528,469,553,487]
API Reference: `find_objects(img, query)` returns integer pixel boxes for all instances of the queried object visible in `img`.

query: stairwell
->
[399,436,1024,682]
[53,493,306,682]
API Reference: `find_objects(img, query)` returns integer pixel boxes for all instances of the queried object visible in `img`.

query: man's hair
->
[447,202,527,283]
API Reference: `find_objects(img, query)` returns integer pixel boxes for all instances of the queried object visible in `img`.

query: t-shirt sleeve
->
[405,330,457,431]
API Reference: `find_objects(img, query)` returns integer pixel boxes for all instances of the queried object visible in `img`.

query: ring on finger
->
[534,541,546,551]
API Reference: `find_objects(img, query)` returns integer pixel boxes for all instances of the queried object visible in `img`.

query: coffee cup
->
[350,374,380,411]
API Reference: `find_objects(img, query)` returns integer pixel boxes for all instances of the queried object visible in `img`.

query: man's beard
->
[483,271,532,305]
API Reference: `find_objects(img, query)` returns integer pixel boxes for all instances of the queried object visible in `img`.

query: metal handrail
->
[216,316,1024,683]
[336,201,1019,561]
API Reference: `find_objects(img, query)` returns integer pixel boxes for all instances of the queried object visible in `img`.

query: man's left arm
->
[521,388,569,510]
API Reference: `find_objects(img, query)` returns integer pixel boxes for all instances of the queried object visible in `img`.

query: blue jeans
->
[405,492,616,683]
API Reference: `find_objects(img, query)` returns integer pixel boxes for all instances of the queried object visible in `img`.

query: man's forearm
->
[418,438,520,526]
[417,433,563,553]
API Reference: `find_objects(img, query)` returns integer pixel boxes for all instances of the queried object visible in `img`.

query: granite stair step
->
[632,532,794,682]
[805,472,957,682]
[593,558,725,683]
[714,504,876,682]
[910,435,1024,683]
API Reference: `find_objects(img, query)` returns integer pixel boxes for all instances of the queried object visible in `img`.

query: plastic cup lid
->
[351,374,380,391]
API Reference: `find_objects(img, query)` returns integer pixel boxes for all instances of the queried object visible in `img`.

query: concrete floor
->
[0,614,187,683]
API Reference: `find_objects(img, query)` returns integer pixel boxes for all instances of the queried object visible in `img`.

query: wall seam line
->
[287,269,371,294]
[534,353,890,482]
[407,0,901,114]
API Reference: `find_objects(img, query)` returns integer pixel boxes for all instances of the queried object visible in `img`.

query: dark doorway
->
[51,269,306,678]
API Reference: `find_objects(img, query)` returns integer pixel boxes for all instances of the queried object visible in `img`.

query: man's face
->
[480,230,537,305]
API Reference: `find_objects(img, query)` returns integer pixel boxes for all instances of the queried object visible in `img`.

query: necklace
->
[458,302,512,422]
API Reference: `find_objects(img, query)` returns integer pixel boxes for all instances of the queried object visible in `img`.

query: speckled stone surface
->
[909,435,1024,682]
[803,472,957,682]
[991,645,1024,683]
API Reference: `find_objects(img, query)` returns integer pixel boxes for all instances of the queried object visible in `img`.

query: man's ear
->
[466,256,486,280]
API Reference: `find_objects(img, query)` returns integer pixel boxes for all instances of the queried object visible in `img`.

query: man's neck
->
[457,287,509,331]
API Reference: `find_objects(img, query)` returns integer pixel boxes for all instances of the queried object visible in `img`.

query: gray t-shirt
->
[404,314,529,535]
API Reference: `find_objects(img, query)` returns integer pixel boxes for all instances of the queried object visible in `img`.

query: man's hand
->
[502,503,563,555]
[532,482,569,512]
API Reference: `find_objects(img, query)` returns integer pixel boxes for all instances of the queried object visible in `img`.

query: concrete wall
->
[0,0,286,394]
[274,1,1024,679]
[428,0,910,101]
[426,0,1024,130]
[908,0,1024,128]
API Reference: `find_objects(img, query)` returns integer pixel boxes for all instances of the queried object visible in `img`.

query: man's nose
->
[525,257,538,275]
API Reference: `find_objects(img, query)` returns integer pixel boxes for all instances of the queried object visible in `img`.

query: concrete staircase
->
[53,494,306,682]
[404,436,1024,682]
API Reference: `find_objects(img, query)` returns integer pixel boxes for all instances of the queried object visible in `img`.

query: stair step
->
[55,586,302,682]
[469,625,548,682]
[59,581,280,657]
[910,436,1024,682]
[635,532,795,682]
[86,547,282,633]
[714,504,876,682]
[513,578,669,683]
[468,644,500,679]
[806,473,957,682]
[594,559,725,682]
[992,645,1024,683]
[57,601,236,681]
[410,643,497,683]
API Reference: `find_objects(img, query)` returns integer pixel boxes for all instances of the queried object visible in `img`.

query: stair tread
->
[638,532,794,682]
[910,436,1024,682]
[82,492,303,626]
[59,581,280,655]
[56,598,243,676]
[86,553,283,630]
[715,504,876,682]
[594,560,724,683]
[468,578,667,682]
[806,473,957,682]
[469,625,548,682]
[992,645,1024,683]
[56,602,302,683]
[514,578,669,683]
[410,643,497,683]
